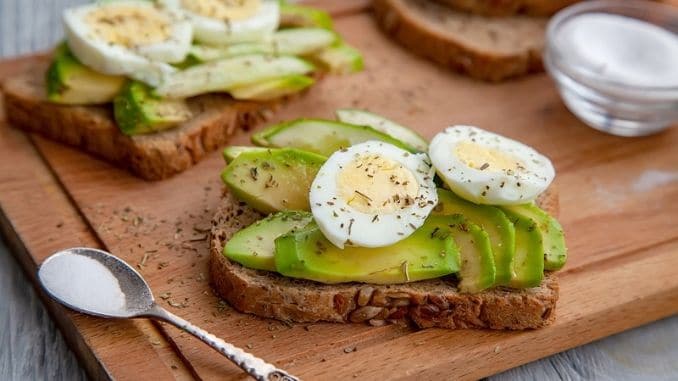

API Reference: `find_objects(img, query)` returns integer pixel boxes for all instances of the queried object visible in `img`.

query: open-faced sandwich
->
[2,1,362,180]
[209,110,567,329]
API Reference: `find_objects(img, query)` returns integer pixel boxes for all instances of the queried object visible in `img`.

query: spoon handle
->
[147,305,299,381]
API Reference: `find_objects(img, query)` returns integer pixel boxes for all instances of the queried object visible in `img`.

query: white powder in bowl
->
[557,13,678,87]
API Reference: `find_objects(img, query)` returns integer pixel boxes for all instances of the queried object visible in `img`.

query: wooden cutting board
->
[1,2,677,380]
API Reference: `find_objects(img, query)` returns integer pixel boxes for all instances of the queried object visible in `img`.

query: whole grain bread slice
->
[432,0,580,17]
[373,0,547,81]
[209,188,560,330]
[1,60,299,180]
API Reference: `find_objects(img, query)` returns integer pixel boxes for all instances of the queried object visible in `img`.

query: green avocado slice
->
[188,43,269,62]
[188,28,338,62]
[229,75,315,101]
[272,28,338,55]
[444,215,496,293]
[309,42,364,74]
[221,148,326,214]
[274,215,460,284]
[46,43,125,105]
[434,189,515,286]
[113,81,192,135]
[251,118,416,155]
[502,203,566,270]
[279,3,334,29]
[335,109,428,152]
[501,209,545,288]
[154,55,315,99]
[224,211,313,271]
[222,146,270,164]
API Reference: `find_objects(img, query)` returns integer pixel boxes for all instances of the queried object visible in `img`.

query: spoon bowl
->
[38,247,298,381]
[39,247,154,318]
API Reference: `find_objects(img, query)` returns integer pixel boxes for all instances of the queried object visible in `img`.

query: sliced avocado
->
[113,81,192,135]
[230,75,314,101]
[502,209,544,288]
[434,189,515,285]
[46,43,125,105]
[171,54,202,70]
[223,146,270,163]
[251,118,416,156]
[274,215,460,284]
[188,43,270,62]
[280,3,333,29]
[335,109,428,151]
[221,148,326,214]
[154,55,315,99]
[444,214,495,293]
[224,211,313,271]
[502,203,567,270]
[310,42,364,74]
[189,28,337,62]
[273,28,337,56]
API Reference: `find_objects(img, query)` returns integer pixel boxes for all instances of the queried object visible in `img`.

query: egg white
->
[169,0,280,45]
[63,1,192,86]
[429,125,555,205]
[309,141,438,249]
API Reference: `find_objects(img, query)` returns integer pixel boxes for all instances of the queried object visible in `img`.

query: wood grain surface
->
[1,1,678,381]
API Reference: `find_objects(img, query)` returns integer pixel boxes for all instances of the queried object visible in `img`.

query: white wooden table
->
[1,1,676,380]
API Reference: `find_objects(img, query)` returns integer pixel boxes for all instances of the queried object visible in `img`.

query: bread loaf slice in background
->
[373,0,547,81]
[1,61,295,180]
[209,187,560,330]
[432,0,580,17]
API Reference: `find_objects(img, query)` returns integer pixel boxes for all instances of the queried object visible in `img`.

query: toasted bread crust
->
[432,0,579,17]
[372,0,546,81]
[209,188,560,329]
[1,62,295,180]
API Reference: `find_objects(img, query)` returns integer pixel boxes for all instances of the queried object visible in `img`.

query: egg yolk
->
[182,0,261,21]
[337,154,420,214]
[455,141,524,172]
[86,7,171,47]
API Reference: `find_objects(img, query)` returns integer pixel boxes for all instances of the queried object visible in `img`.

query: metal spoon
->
[37,247,298,381]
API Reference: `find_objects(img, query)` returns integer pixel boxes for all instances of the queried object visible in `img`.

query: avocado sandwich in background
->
[209,109,567,330]
[372,0,580,81]
[1,0,363,180]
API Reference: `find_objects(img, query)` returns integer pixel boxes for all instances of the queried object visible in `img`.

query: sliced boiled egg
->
[167,0,280,45]
[310,141,438,249]
[429,125,555,205]
[64,1,192,86]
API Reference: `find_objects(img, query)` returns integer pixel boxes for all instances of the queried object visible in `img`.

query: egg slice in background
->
[63,1,192,86]
[309,141,438,249]
[429,126,555,205]
[167,0,280,45]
